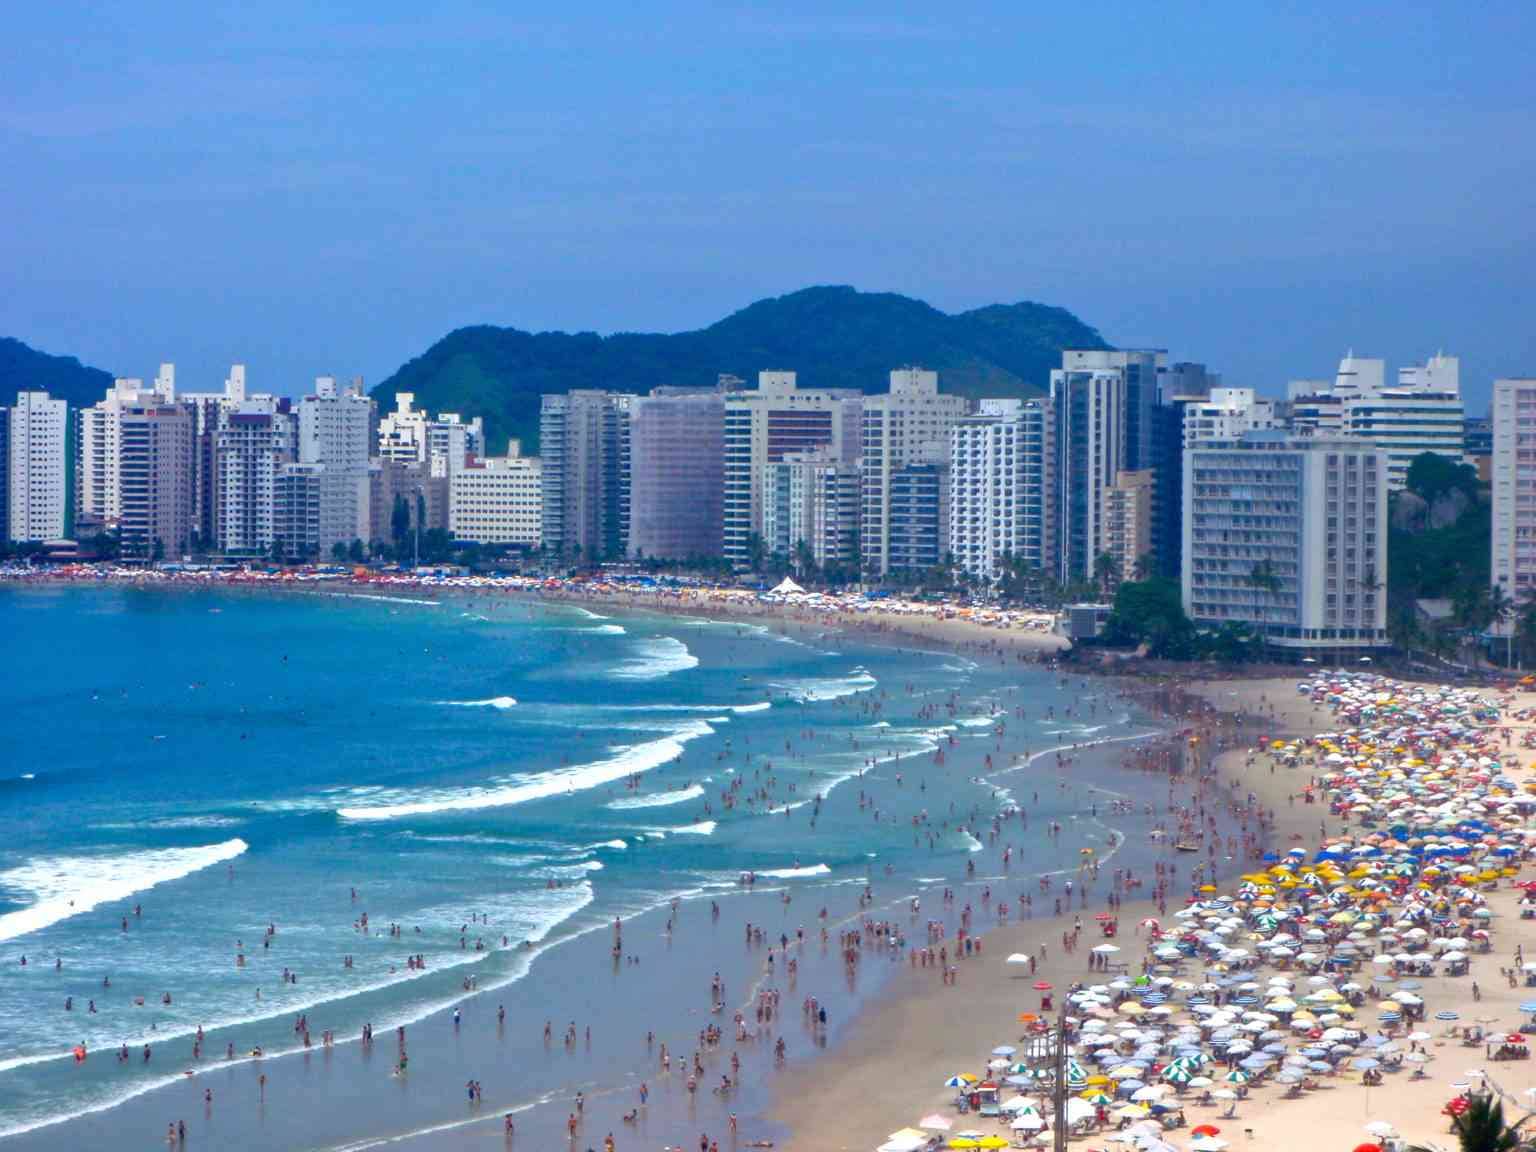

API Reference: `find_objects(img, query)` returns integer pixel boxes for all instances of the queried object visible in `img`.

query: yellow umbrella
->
[949,1142,980,1150]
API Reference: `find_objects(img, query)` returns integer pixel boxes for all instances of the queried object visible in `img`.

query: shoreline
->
[5,584,1527,1152]
[764,678,1320,1152]
[0,583,1156,1152]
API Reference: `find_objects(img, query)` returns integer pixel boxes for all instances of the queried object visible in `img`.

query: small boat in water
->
[1174,841,1201,853]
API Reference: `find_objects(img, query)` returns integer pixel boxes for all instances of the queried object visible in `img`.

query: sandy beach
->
[767,671,1536,1152]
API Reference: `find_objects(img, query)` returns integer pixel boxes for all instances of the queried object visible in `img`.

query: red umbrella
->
[1033,981,1053,990]
[1353,1144,1382,1152]
[1191,1124,1220,1137]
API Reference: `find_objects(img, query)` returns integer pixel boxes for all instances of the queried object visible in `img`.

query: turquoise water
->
[0,586,1167,1145]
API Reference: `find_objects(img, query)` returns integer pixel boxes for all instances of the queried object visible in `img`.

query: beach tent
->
[770,577,805,595]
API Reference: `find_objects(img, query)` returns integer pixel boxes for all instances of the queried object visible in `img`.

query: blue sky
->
[2,2,1532,410]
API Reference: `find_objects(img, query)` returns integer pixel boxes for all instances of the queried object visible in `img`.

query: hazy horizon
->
[3,3,1531,411]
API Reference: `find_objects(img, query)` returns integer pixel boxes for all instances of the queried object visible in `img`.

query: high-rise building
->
[1050,358,1125,582]
[180,366,250,550]
[948,399,1054,583]
[1100,469,1154,584]
[1183,433,1387,651]
[1490,379,1536,608]
[273,463,322,561]
[0,407,9,542]
[1059,349,1163,473]
[214,399,296,555]
[449,450,542,546]
[1288,353,1466,489]
[118,403,194,561]
[539,391,634,562]
[76,366,176,530]
[860,368,969,577]
[722,373,862,566]
[628,386,724,560]
[9,391,68,543]
[1149,362,1221,583]
[761,448,861,571]
[298,376,374,552]
[886,452,949,578]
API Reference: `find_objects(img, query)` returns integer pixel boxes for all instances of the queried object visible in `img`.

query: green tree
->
[331,542,348,562]
[1405,452,1480,507]
[391,495,411,550]
[1132,551,1156,582]
[745,532,767,574]
[1102,577,1198,658]
[1093,551,1120,596]
[347,539,366,563]
[269,536,286,563]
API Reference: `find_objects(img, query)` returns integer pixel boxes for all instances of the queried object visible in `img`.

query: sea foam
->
[607,783,705,810]
[609,636,699,680]
[336,721,713,821]
[0,839,249,943]
[774,668,877,703]
[439,696,517,710]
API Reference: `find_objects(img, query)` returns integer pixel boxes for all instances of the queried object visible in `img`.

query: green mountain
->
[0,337,113,409]
[374,286,1109,454]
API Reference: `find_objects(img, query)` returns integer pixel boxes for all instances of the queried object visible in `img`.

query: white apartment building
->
[298,376,375,552]
[761,449,860,571]
[860,368,969,576]
[1490,378,1536,608]
[1182,387,1277,446]
[1288,353,1465,489]
[8,391,68,543]
[76,365,176,527]
[450,452,542,545]
[722,373,862,566]
[948,398,1054,583]
[214,399,296,555]
[1183,433,1388,650]
[378,393,482,477]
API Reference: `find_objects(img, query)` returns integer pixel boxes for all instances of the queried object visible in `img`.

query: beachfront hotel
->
[117,401,195,560]
[721,373,862,567]
[1050,355,1127,583]
[628,386,725,561]
[859,368,969,577]
[448,448,543,547]
[539,390,635,562]
[1182,432,1388,651]
[8,390,68,544]
[1489,377,1536,609]
[948,398,1054,583]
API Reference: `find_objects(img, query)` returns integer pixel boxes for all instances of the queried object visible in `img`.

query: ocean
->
[0,585,1187,1148]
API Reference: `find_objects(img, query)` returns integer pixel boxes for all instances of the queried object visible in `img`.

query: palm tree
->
[1410,1094,1524,1152]
[1248,559,1283,637]
[1132,551,1156,582]
[1489,583,1516,668]
[1093,551,1120,597]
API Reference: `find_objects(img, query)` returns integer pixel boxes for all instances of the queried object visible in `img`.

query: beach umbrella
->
[919,1115,952,1131]
[944,1074,976,1088]
[1006,954,1031,965]
[991,1045,1017,1057]
[1010,1116,1044,1132]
